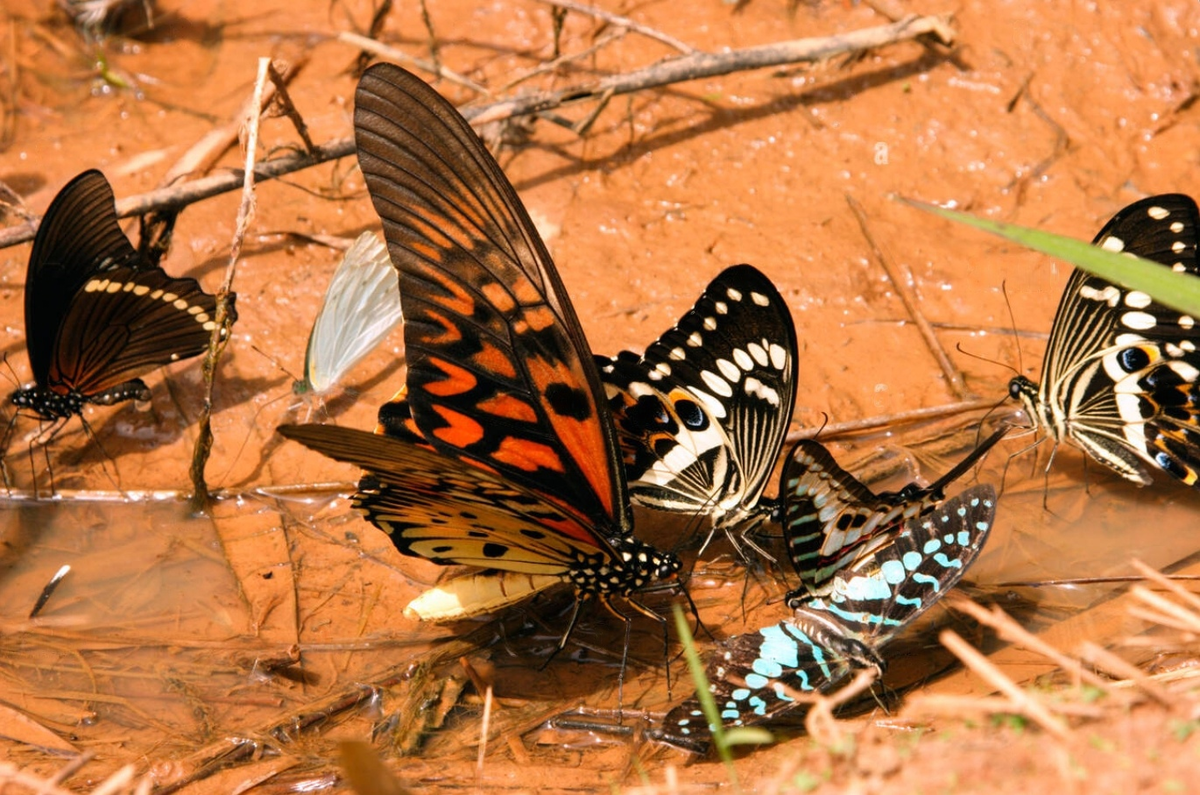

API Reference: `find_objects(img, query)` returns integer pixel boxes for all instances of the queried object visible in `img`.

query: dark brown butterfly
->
[10,169,233,423]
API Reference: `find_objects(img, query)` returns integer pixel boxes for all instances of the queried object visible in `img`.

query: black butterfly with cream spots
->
[10,169,233,424]
[596,264,798,549]
[1009,194,1200,486]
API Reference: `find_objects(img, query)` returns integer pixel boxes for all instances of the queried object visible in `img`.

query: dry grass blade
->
[1131,558,1200,614]
[1076,641,1173,707]
[947,595,1113,692]
[938,628,1070,740]
[1128,585,1200,635]
[803,667,878,747]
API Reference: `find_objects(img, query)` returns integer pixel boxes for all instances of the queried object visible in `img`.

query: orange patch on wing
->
[478,393,538,424]
[431,405,485,447]
[418,265,477,318]
[525,353,615,520]
[419,308,464,345]
[492,436,564,474]
[480,281,516,314]
[508,273,546,306]
[423,358,478,397]
[474,339,518,380]
[521,305,558,333]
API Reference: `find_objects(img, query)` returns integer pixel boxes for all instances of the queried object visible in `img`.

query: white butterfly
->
[294,231,403,398]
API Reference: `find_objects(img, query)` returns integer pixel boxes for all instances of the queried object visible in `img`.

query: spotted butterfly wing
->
[1009,194,1200,486]
[10,170,233,421]
[595,264,798,544]
[282,63,679,620]
[783,428,1004,595]
[294,231,402,398]
[655,484,995,752]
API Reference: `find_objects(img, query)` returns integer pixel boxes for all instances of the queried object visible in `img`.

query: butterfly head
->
[1007,375,1042,427]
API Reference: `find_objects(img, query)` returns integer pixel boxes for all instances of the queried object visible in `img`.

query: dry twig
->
[786,397,1001,443]
[1,15,953,250]
[189,57,267,509]
[845,193,969,400]
[537,0,695,55]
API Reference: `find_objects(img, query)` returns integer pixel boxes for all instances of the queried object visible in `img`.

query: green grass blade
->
[903,198,1200,318]
[672,605,745,784]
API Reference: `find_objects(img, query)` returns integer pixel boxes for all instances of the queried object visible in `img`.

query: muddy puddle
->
[2,0,1200,792]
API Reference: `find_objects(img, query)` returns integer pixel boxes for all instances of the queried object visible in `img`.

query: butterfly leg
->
[0,411,19,493]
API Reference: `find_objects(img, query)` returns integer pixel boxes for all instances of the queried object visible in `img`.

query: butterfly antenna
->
[1003,280,1025,376]
[0,353,20,389]
[954,341,1022,378]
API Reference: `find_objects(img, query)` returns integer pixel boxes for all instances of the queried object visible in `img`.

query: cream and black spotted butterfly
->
[596,264,798,551]
[1009,194,1200,486]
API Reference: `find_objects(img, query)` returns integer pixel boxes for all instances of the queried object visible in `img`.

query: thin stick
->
[1131,558,1200,614]
[785,397,999,442]
[1,16,952,250]
[537,0,695,55]
[477,685,494,782]
[189,57,268,510]
[160,59,305,187]
[845,193,969,400]
[266,61,316,153]
[336,31,488,94]
[939,628,1070,740]
[947,596,1112,692]
[468,15,954,125]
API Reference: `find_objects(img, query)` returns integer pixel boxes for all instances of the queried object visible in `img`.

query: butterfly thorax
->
[566,536,680,596]
[786,605,886,673]
[9,379,151,420]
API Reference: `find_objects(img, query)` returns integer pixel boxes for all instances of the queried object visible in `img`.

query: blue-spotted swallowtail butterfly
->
[782,428,1004,596]
[654,484,995,753]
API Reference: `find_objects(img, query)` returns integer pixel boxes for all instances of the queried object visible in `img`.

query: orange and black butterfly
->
[279,63,680,625]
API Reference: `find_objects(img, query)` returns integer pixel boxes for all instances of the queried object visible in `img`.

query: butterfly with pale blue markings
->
[596,263,798,552]
[1009,194,1200,487]
[653,484,996,753]
[782,428,1005,597]
[293,230,402,401]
